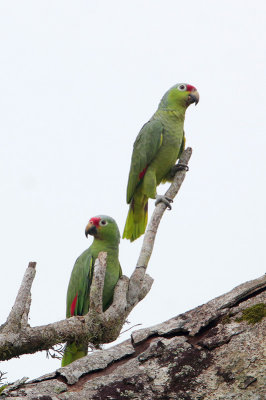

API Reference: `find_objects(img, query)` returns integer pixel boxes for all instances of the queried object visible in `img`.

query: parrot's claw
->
[170,163,189,177]
[155,195,173,210]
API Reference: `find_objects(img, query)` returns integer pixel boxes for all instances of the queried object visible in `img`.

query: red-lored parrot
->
[62,215,121,366]
[123,83,199,241]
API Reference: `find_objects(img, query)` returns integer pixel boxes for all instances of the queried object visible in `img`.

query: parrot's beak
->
[85,222,97,237]
[187,90,199,106]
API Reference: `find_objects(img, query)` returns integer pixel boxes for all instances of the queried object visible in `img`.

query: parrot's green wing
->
[66,249,94,318]
[126,119,163,203]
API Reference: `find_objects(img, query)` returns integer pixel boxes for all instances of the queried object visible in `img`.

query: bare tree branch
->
[89,252,107,313]
[137,147,192,270]
[0,148,192,361]
[128,147,192,306]
[2,262,36,334]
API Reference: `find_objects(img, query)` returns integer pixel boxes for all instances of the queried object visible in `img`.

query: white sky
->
[0,0,265,382]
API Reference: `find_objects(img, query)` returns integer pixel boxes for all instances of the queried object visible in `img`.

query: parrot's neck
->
[156,108,186,122]
[91,239,119,255]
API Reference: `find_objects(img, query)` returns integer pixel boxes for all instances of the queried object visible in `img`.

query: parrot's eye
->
[177,84,187,91]
[99,220,108,226]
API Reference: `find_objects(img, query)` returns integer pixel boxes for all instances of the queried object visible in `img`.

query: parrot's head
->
[159,83,199,111]
[85,215,120,243]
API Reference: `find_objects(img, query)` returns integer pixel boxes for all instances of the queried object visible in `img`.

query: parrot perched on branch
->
[123,83,199,242]
[62,215,122,367]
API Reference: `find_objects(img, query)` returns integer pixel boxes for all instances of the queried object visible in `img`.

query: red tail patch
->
[70,293,78,316]
[139,165,148,180]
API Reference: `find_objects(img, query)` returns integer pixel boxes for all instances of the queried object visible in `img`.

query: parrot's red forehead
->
[89,217,101,226]
[186,84,196,92]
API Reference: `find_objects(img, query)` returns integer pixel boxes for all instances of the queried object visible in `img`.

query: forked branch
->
[0,148,192,361]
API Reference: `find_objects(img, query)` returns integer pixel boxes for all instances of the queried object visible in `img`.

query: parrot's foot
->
[170,163,189,177]
[155,195,173,210]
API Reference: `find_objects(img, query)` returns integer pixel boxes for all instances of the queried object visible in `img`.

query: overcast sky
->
[0,0,265,382]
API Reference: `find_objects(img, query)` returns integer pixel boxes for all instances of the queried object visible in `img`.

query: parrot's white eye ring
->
[100,220,108,226]
[177,84,187,91]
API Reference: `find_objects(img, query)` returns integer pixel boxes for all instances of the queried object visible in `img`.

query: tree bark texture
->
[2,274,265,399]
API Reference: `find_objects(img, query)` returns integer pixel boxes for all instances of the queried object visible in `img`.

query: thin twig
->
[46,344,65,360]
[0,371,7,384]
[120,323,142,335]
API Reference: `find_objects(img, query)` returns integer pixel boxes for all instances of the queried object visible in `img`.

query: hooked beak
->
[85,222,97,237]
[188,89,199,106]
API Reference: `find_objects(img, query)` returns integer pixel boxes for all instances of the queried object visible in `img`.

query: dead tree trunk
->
[2,274,265,399]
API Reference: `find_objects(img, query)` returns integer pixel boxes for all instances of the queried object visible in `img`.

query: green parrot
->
[61,215,122,367]
[123,83,199,242]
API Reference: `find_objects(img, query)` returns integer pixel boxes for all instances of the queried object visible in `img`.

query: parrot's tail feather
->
[61,341,88,367]
[123,199,148,242]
